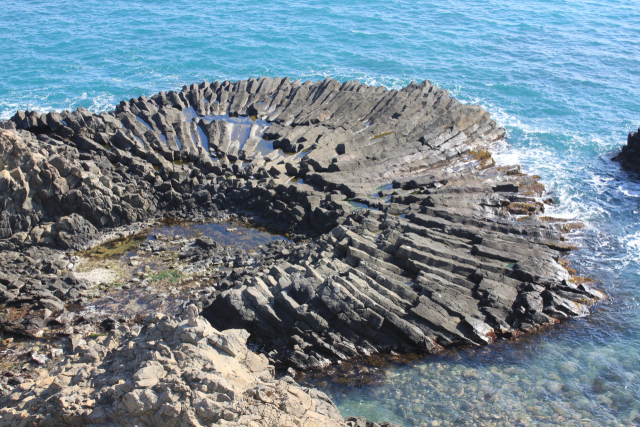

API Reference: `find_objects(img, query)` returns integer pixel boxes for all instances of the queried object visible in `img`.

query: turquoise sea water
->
[2,1,640,425]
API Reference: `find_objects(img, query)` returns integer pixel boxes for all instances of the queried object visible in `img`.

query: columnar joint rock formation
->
[204,207,601,370]
[0,77,603,424]
[1,77,506,247]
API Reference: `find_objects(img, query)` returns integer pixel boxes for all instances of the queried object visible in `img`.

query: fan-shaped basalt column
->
[0,77,602,372]
[203,191,603,370]
[1,77,506,243]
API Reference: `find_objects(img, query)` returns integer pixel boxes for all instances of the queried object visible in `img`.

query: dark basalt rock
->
[55,213,99,250]
[0,77,602,374]
[346,416,402,427]
[613,127,640,170]
[203,208,602,371]
[1,78,505,241]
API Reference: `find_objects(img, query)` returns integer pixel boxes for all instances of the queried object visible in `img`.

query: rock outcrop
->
[0,128,156,250]
[0,77,603,424]
[1,77,505,244]
[0,246,92,324]
[204,201,602,371]
[0,305,351,426]
[613,127,640,170]
[0,77,516,319]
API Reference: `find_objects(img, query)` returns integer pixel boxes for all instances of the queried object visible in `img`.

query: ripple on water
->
[303,330,640,426]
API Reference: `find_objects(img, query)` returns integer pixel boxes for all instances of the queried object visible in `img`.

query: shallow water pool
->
[147,220,290,251]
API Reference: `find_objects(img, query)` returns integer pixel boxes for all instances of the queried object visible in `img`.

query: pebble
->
[560,361,578,373]
[31,352,47,364]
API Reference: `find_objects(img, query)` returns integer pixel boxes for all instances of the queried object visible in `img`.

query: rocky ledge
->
[613,127,640,170]
[0,77,603,424]
[0,304,401,427]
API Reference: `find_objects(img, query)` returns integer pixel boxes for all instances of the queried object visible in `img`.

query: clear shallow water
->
[147,221,289,251]
[1,1,640,425]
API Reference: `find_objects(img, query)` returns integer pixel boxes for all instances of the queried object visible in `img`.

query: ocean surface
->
[1,1,639,425]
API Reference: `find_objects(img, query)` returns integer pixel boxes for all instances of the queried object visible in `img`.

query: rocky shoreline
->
[0,77,602,425]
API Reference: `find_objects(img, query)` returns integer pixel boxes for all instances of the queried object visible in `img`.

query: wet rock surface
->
[613,127,640,170]
[0,77,603,424]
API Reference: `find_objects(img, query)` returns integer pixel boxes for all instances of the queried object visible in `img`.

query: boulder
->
[55,214,99,250]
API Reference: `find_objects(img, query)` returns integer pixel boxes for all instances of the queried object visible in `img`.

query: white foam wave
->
[616,230,640,267]
[589,175,615,194]
[1,91,125,121]
[627,235,640,251]
[1,101,54,120]
[306,68,408,91]
[491,139,522,166]
[488,119,619,225]
[473,100,557,137]
[619,182,640,198]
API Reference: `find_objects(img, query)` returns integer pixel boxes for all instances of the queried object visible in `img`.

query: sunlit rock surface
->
[0,77,603,424]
